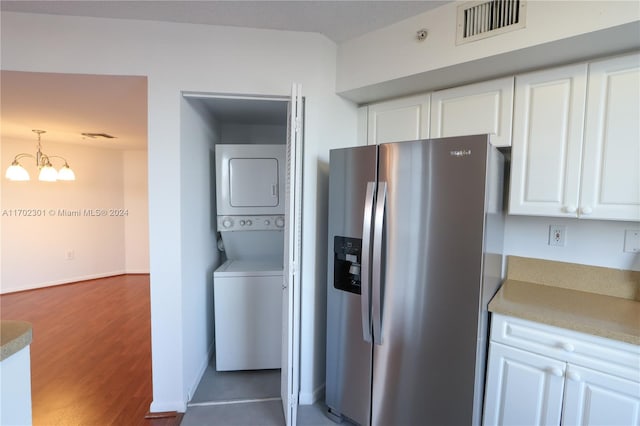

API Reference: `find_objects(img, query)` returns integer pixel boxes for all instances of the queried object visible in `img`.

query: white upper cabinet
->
[509,52,640,221]
[430,77,514,147]
[580,53,640,221]
[509,63,588,217]
[363,52,638,221]
[366,94,430,145]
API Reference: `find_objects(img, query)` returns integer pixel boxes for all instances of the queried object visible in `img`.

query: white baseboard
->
[186,341,214,403]
[149,399,187,414]
[0,271,127,294]
[124,269,150,274]
[299,384,325,405]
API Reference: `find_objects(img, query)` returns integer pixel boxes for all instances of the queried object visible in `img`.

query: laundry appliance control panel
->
[218,215,285,232]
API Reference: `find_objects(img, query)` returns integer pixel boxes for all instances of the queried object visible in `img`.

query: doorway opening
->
[0,70,150,424]
[180,93,292,418]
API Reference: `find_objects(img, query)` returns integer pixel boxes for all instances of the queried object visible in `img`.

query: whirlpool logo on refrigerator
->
[449,149,472,157]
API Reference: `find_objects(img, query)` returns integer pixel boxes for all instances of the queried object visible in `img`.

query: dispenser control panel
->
[333,236,362,295]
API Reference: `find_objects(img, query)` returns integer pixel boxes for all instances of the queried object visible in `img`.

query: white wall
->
[1,139,149,293]
[504,216,640,271]
[123,150,150,273]
[179,97,222,401]
[337,1,640,102]
[1,11,358,411]
[1,138,127,293]
[220,123,286,145]
[299,89,361,404]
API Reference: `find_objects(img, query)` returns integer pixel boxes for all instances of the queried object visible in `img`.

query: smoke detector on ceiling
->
[456,0,527,45]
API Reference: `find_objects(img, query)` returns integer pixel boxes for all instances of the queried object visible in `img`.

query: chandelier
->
[5,130,76,182]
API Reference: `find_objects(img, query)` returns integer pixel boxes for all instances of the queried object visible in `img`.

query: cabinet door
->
[579,53,640,221]
[484,342,565,426]
[366,94,430,145]
[509,63,588,217]
[357,106,368,146]
[562,364,640,426]
[430,76,514,147]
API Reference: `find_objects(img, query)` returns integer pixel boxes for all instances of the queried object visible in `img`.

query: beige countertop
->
[1,320,33,361]
[489,257,640,345]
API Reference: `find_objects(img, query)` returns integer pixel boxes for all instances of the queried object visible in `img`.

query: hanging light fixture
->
[5,130,76,182]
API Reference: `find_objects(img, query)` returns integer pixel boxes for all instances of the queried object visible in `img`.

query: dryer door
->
[229,158,279,207]
[215,144,286,216]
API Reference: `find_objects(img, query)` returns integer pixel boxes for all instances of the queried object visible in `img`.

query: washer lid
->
[214,259,284,277]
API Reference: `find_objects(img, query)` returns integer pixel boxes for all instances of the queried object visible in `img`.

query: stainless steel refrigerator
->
[325,135,505,426]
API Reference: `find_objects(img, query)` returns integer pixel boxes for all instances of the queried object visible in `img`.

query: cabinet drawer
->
[490,314,640,381]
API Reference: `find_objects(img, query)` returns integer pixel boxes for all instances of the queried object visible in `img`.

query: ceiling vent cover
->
[456,0,526,45]
[81,132,116,139]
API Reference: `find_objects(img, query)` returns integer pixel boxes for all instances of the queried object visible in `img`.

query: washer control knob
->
[240,220,246,226]
[222,218,233,228]
[275,217,285,228]
[246,220,252,226]
[264,219,271,226]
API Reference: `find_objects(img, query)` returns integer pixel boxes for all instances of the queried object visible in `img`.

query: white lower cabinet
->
[483,314,640,426]
[563,364,640,426]
[484,342,565,425]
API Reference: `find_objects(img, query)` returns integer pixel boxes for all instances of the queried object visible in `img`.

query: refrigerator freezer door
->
[326,145,377,425]
[372,136,491,426]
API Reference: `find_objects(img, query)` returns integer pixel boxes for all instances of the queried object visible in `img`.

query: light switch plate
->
[624,229,640,253]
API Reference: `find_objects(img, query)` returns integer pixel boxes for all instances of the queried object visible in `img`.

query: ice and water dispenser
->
[333,236,362,294]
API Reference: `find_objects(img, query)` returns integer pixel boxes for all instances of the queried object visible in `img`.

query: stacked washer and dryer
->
[213,144,286,371]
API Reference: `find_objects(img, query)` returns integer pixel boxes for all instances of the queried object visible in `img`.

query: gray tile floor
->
[181,362,337,426]
[190,365,281,403]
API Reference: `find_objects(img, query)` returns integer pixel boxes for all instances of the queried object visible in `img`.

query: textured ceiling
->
[1,0,449,43]
[1,71,148,150]
[0,1,450,151]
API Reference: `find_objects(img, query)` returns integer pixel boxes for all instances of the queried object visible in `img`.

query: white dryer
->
[215,144,285,217]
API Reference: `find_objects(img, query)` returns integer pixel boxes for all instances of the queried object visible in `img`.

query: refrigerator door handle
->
[360,181,376,343]
[372,181,387,346]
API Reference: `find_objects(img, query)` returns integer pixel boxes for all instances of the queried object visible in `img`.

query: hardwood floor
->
[0,275,182,426]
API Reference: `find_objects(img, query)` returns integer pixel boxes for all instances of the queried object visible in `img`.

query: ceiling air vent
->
[81,132,116,139]
[456,0,526,45]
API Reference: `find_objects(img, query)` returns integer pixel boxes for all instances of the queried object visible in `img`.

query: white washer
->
[213,259,283,371]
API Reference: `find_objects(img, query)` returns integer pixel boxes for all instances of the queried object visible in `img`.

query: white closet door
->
[509,63,588,217]
[282,82,303,426]
[367,94,430,145]
[580,53,640,221]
